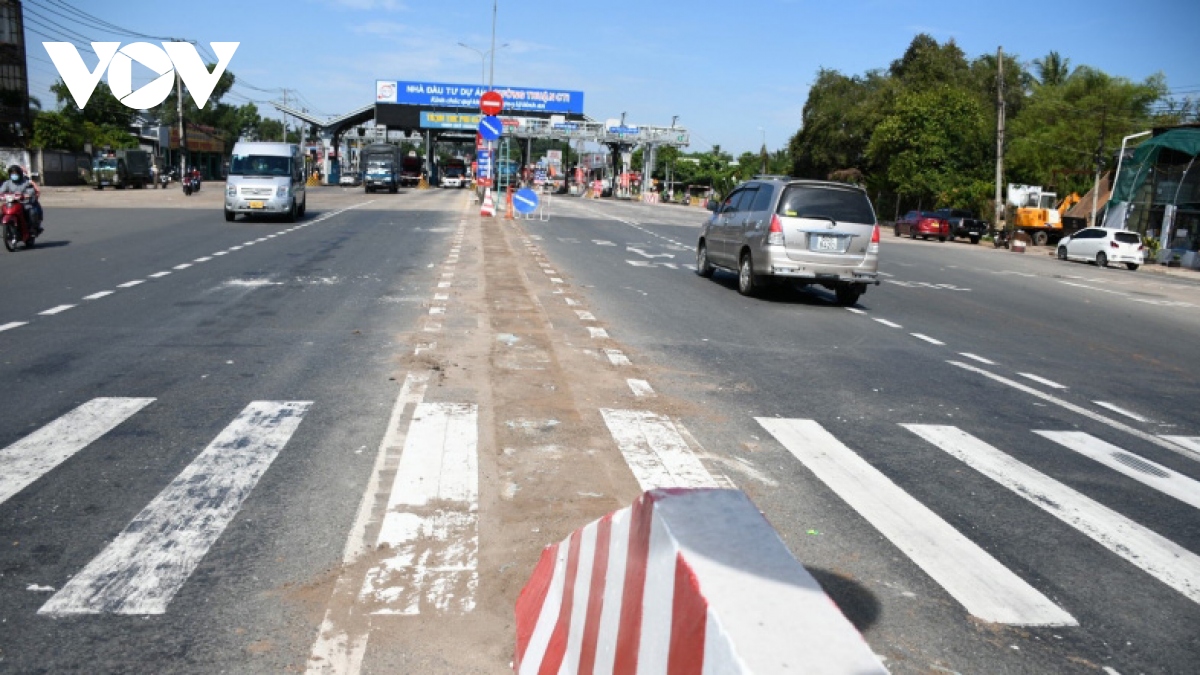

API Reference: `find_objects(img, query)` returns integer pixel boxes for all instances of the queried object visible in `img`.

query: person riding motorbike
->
[0,165,43,234]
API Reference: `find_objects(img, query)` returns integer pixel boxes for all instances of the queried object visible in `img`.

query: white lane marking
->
[0,321,27,332]
[429,306,446,315]
[40,305,75,315]
[877,271,895,278]
[361,402,479,615]
[564,298,580,306]
[212,252,228,256]
[906,424,1200,606]
[243,241,256,246]
[627,379,655,398]
[173,264,192,270]
[434,293,449,301]
[414,342,436,356]
[1162,436,1200,453]
[149,271,172,278]
[1060,280,1128,296]
[1035,431,1200,511]
[959,352,996,365]
[117,280,145,288]
[40,401,310,615]
[0,398,154,507]
[550,278,564,284]
[603,349,631,366]
[1093,402,1152,423]
[307,373,429,674]
[574,310,596,321]
[948,361,1198,461]
[911,333,945,345]
[600,409,719,490]
[1018,373,1068,389]
[82,291,113,300]
[759,418,1075,626]
[229,246,243,251]
[437,282,451,288]
[588,327,609,339]
[194,257,212,263]
[874,318,902,328]
[844,307,866,315]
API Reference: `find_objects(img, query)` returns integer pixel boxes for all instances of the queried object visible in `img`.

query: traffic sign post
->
[514,188,539,215]
[480,91,504,116]
[478,115,502,142]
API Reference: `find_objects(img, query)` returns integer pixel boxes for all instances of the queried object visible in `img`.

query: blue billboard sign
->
[476,149,492,178]
[377,80,584,115]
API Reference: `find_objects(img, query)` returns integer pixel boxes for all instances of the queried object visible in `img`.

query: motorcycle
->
[2,193,38,251]
[182,173,201,196]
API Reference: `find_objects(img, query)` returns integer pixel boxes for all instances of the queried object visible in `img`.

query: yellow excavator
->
[1007,185,1082,246]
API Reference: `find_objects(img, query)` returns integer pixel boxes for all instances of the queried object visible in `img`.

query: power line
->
[39,0,172,41]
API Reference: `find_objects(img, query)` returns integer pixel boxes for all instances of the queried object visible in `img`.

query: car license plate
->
[813,235,841,251]
[249,201,264,209]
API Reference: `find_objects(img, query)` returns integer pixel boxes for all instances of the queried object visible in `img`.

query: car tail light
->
[869,224,880,253]
[767,214,784,245]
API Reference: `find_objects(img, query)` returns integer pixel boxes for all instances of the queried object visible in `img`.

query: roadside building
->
[1105,124,1200,267]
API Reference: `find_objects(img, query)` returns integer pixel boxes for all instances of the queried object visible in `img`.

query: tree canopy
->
[787,34,1194,216]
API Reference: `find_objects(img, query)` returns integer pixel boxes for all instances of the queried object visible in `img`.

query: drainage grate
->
[1111,451,1170,478]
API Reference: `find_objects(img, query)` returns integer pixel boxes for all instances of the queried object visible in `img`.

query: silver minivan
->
[224,142,307,222]
[697,178,880,305]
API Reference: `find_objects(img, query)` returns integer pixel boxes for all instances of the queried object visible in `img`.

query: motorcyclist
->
[0,165,42,234]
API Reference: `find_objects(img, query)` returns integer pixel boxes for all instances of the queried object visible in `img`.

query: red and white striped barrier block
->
[514,488,887,674]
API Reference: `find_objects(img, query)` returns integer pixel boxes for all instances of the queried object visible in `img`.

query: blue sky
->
[22,0,1200,155]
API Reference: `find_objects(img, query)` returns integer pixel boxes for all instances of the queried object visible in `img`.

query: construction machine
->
[1006,185,1083,247]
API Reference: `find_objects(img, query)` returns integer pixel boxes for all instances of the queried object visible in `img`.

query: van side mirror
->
[706,200,719,212]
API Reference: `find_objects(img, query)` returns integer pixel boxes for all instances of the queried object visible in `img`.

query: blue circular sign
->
[513,188,539,214]
[477,116,502,141]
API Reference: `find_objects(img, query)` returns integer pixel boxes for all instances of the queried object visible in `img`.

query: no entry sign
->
[480,91,504,116]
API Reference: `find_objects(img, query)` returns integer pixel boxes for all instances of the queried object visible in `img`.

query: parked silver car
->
[696,178,881,305]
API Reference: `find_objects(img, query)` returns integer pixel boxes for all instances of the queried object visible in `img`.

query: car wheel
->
[298,198,306,218]
[224,209,235,222]
[949,233,956,242]
[285,199,297,223]
[737,252,758,297]
[1126,263,1139,271]
[1032,231,1049,247]
[1057,246,1067,260]
[1096,252,1108,268]
[696,242,714,278]
[893,226,900,237]
[910,230,917,239]
[835,284,862,306]
[938,236,946,242]
[969,235,980,244]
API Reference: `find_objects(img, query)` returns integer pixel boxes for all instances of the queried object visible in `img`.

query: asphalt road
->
[531,195,1200,674]
[1,187,1197,674]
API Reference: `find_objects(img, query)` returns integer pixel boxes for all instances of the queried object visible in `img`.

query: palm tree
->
[1033,51,1071,87]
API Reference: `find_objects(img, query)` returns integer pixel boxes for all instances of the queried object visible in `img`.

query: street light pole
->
[489,0,497,90]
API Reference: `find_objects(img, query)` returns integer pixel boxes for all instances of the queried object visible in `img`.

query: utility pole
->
[1091,107,1108,227]
[176,69,186,182]
[993,46,1005,235]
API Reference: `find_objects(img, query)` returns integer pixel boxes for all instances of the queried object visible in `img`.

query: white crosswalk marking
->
[905,424,1200,606]
[360,402,479,616]
[0,398,155,507]
[1036,431,1200,511]
[40,401,311,615]
[758,418,1075,626]
[600,409,719,490]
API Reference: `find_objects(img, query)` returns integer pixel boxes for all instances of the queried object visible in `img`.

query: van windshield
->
[776,185,876,224]
[229,154,291,177]
[93,159,116,170]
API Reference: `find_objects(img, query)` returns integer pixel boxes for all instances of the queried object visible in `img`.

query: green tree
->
[1032,51,1072,87]
[788,68,892,180]
[867,86,989,206]
[889,34,971,91]
[32,110,84,149]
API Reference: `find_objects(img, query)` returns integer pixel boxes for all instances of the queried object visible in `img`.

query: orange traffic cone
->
[505,185,515,220]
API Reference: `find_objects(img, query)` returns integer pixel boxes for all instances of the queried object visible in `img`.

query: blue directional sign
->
[608,125,639,135]
[476,149,491,178]
[478,115,503,141]
[513,188,539,214]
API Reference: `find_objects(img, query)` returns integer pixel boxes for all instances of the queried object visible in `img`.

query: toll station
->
[273,79,689,192]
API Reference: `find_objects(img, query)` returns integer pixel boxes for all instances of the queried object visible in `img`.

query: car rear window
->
[1114,232,1141,244]
[776,185,876,224]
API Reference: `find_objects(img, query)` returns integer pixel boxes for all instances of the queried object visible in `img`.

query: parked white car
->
[1056,228,1144,270]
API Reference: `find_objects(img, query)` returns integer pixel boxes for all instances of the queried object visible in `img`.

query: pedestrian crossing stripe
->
[39,401,311,616]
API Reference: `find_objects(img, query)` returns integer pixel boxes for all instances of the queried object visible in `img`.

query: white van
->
[224,142,307,222]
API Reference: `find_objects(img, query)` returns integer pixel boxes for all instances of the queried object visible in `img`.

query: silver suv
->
[696,179,881,305]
